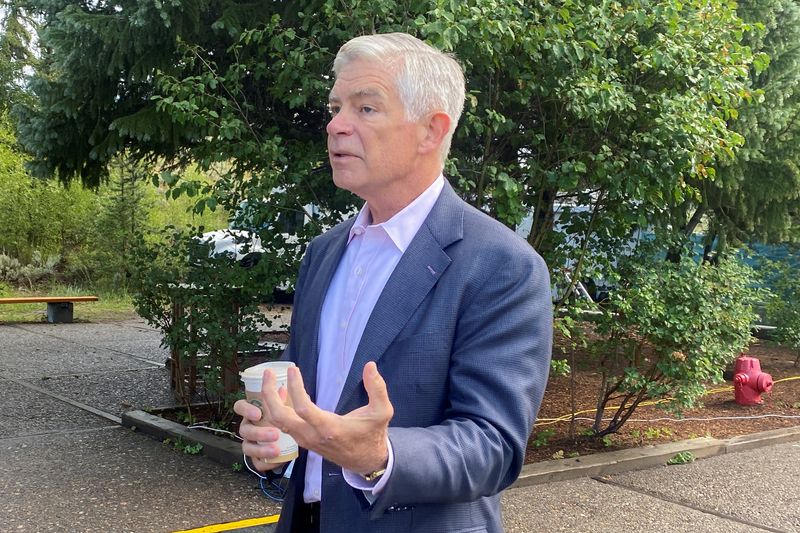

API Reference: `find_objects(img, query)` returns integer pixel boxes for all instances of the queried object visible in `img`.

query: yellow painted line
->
[172,514,280,533]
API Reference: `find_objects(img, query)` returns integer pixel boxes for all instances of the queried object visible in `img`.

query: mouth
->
[330,149,359,160]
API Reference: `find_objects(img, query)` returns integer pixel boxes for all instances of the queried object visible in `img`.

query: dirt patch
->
[526,336,800,463]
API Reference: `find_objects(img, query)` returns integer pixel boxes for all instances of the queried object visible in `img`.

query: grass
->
[0,285,139,323]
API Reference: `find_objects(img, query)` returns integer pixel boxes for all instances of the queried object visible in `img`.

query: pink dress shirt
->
[303,175,445,503]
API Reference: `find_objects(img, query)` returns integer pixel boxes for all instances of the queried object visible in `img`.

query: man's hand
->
[261,361,393,475]
[234,397,285,472]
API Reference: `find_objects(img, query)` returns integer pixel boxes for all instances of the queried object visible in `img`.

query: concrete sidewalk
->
[1,320,799,532]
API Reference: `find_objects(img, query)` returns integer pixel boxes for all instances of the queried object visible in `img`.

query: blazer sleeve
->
[370,248,553,515]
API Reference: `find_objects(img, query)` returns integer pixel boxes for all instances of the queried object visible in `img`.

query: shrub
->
[763,258,800,364]
[129,224,278,423]
[587,255,759,436]
[0,252,61,288]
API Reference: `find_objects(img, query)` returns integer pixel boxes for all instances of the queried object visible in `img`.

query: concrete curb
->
[513,425,800,488]
[122,410,242,468]
[122,409,800,486]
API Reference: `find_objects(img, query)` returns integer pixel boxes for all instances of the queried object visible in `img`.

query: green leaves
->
[590,254,759,433]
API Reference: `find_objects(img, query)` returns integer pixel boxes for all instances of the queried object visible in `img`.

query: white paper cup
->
[240,361,299,463]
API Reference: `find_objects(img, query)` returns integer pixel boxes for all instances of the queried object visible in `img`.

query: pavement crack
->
[0,425,122,443]
[2,376,122,425]
[10,323,165,367]
[592,476,790,533]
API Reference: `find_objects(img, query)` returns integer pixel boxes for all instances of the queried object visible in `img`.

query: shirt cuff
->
[342,437,394,502]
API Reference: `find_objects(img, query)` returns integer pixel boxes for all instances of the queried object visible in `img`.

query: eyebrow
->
[328,88,384,103]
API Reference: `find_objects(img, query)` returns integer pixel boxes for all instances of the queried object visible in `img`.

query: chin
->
[332,172,363,194]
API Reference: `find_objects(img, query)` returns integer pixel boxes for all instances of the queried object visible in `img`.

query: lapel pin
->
[426,265,437,275]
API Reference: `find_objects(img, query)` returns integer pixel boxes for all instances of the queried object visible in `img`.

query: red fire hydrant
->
[732,355,773,405]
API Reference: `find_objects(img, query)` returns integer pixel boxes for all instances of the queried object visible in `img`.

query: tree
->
[16,0,764,427]
[0,0,37,113]
[74,157,152,289]
[0,112,98,265]
[418,0,754,301]
[700,0,800,251]
[17,0,757,289]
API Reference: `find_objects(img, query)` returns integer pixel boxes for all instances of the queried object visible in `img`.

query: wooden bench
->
[0,296,99,323]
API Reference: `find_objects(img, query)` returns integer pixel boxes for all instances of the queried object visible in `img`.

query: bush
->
[129,224,279,422]
[0,252,61,288]
[763,258,800,364]
[587,255,759,436]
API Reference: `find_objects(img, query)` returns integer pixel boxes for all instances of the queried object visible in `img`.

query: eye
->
[360,105,375,114]
[328,105,340,116]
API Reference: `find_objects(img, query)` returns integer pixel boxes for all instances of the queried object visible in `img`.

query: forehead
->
[328,58,399,102]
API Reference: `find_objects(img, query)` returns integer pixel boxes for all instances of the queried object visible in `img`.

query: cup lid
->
[239,360,295,379]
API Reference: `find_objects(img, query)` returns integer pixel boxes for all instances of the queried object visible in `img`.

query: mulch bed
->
[163,331,800,466]
[525,335,800,463]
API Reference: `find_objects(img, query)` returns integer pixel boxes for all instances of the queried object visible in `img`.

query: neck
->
[366,172,440,224]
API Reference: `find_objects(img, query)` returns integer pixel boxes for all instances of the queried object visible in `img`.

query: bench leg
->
[47,302,74,323]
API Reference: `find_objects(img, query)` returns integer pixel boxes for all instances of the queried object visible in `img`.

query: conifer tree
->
[0,0,37,113]
[15,0,279,186]
[691,0,800,252]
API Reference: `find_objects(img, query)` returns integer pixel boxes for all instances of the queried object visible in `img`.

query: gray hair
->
[333,33,465,163]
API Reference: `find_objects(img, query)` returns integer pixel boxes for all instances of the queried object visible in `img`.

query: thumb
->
[363,361,393,418]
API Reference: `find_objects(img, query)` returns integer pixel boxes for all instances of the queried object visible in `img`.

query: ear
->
[417,111,451,156]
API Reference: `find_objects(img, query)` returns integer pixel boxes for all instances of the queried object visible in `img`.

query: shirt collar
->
[348,175,445,253]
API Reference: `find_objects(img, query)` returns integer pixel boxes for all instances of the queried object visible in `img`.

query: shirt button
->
[355,266,363,276]
[353,226,364,235]
[340,320,347,329]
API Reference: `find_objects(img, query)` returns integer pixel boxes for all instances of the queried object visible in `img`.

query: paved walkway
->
[1,319,798,532]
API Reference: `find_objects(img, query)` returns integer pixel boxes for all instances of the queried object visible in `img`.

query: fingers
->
[362,361,394,419]
[233,398,262,422]
[286,365,325,426]
[242,439,283,470]
[261,367,301,431]
[237,413,280,442]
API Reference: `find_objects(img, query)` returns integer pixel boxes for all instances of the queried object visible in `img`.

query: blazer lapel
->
[335,182,465,412]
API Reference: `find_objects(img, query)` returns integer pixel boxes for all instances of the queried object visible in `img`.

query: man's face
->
[326,58,423,202]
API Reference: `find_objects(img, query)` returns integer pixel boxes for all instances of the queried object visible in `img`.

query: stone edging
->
[122,409,800,484]
[122,410,243,468]
[513,426,800,488]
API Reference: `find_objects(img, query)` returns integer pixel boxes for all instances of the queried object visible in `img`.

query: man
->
[234,32,552,533]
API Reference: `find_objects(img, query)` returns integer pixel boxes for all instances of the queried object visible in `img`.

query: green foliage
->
[0,251,60,288]
[762,255,800,362]
[588,255,759,436]
[643,426,673,440]
[129,222,276,416]
[700,0,800,249]
[549,358,570,378]
[0,113,111,280]
[231,461,243,473]
[0,2,37,112]
[531,428,556,448]
[0,110,227,289]
[14,0,759,309]
[165,436,204,455]
[667,451,696,465]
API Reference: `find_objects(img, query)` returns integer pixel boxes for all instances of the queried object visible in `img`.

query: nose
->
[326,109,352,136]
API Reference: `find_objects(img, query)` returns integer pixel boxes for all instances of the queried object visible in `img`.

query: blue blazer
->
[277,181,552,533]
